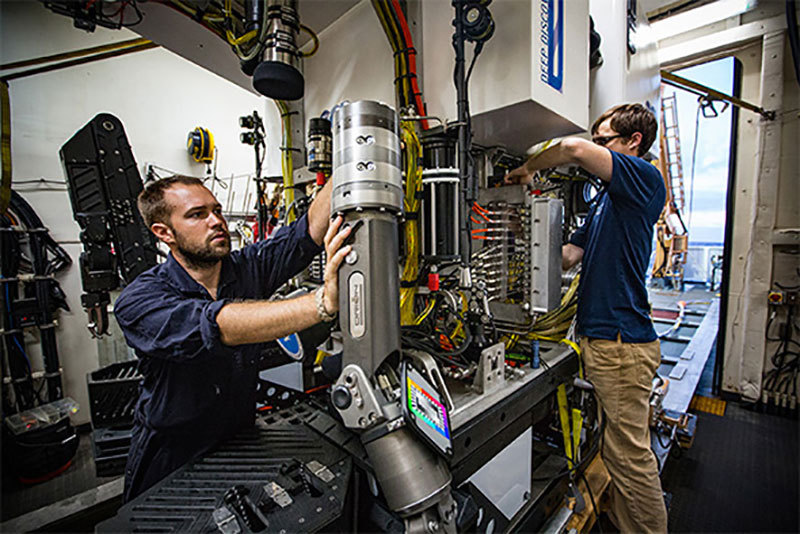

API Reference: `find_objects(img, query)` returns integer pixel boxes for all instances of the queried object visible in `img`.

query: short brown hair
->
[138,175,204,227]
[591,103,657,157]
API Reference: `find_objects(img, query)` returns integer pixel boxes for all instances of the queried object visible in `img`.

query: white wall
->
[1,2,276,424]
[303,0,396,118]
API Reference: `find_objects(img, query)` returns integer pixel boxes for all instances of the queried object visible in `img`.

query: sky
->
[669,57,734,246]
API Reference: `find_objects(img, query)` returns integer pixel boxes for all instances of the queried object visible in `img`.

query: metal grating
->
[98,407,352,533]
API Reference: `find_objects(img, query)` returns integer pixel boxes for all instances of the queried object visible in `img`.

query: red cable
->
[471,204,491,222]
[473,201,489,214]
[389,0,429,130]
[18,459,73,485]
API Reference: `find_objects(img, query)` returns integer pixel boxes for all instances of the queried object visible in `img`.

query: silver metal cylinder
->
[331,101,403,215]
[307,118,332,174]
[263,0,301,71]
[364,427,452,517]
[338,212,401,377]
[332,101,403,376]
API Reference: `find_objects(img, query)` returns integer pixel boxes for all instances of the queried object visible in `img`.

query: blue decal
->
[540,0,564,92]
[277,333,303,361]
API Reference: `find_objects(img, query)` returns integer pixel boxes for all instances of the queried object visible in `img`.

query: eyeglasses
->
[592,134,624,146]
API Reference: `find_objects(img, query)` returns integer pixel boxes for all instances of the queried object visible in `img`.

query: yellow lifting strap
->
[558,382,587,471]
[560,338,584,380]
[557,383,574,469]
[571,407,583,468]
[1,80,11,215]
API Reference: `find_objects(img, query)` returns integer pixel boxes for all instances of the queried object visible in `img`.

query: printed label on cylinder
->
[349,271,366,338]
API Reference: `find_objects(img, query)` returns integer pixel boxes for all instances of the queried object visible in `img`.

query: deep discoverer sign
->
[539,0,564,92]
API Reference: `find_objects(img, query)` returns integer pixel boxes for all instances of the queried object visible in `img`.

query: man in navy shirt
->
[506,104,667,533]
[114,175,352,502]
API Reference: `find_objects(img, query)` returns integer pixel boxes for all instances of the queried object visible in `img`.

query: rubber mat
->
[690,395,727,416]
[661,403,799,533]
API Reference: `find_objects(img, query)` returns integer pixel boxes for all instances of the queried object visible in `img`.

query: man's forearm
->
[217,294,319,346]
[307,179,333,245]
[522,138,613,182]
[524,140,576,174]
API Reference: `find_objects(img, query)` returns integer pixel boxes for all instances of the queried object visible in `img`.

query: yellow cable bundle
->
[399,121,422,324]
[223,0,264,60]
[371,0,412,108]
[414,298,436,326]
[527,274,580,339]
[450,292,468,341]
[275,100,296,223]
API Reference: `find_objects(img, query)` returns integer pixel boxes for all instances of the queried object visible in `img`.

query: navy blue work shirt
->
[568,150,666,343]
[114,214,322,501]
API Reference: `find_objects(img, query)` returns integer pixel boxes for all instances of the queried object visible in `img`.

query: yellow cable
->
[414,298,436,325]
[1,81,11,215]
[450,292,468,339]
[371,0,411,107]
[559,338,580,356]
[400,121,422,324]
[230,30,257,46]
[299,23,320,57]
[223,0,263,60]
[276,100,295,223]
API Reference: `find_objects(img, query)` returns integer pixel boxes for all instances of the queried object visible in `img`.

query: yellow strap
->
[571,407,583,467]
[314,350,328,366]
[557,383,573,469]
[560,338,584,380]
[0,80,11,215]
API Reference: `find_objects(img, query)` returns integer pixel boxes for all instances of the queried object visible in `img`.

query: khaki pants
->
[580,336,668,534]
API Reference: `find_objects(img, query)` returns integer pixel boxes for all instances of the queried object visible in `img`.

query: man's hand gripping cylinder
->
[330,101,456,533]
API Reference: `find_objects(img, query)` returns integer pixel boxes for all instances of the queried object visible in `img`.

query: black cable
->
[578,469,602,532]
[787,0,800,86]
[465,42,483,87]
[655,423,673,449]
[533,394,606,484]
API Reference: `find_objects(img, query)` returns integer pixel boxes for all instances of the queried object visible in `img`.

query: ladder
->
[661,93,685,212]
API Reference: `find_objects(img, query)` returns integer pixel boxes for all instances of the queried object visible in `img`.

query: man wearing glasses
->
[505,103,667,534]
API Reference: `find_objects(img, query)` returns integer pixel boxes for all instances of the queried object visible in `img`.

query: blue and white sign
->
[277,333,303,361]
[539,0,564,92]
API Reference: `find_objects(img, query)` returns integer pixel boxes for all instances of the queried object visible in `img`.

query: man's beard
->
[174,231,231,269]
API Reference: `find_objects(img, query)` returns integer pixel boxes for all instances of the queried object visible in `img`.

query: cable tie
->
[393,73,418,83]
[393,46,417,57]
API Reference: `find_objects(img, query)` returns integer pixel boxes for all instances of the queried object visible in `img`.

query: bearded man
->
[114,175,351,502]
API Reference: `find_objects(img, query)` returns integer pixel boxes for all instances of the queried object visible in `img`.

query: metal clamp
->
[472,342,505,395]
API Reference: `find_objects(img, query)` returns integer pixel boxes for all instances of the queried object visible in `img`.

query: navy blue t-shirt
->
[568,151,665,342]
[114,214,322,500]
